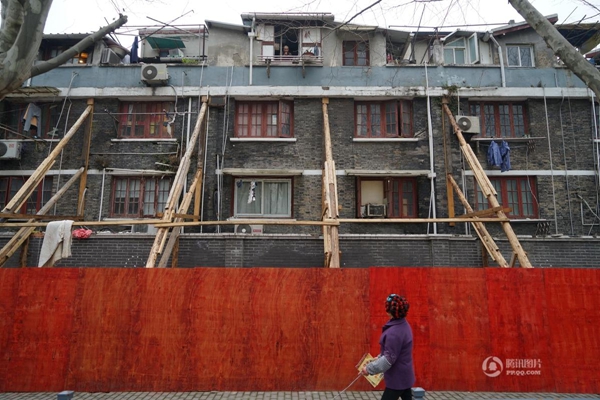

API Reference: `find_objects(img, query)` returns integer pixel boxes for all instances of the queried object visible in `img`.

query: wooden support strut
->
[322,98,340,268]
[0,168,85,267]
[447,174,509,267]
[145,100,209,268]
[442,103,533,268]
[77,99,94,216]
[0,105,92,217]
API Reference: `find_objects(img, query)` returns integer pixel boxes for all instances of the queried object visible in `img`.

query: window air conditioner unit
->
[455,115,481,134]
[0,140,22,160]
[100,48,121,64]
[366,203,387,217]
[168,48,184,58]
[141,64,169,85]
[132,224,158,234]
[234,224,263,234]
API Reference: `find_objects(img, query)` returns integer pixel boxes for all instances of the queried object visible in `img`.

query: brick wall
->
[1,234,598,268]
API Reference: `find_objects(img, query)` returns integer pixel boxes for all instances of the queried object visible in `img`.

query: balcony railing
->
[258,54,323,65]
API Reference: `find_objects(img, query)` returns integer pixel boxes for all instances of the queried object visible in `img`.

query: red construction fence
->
[0,267,598,393]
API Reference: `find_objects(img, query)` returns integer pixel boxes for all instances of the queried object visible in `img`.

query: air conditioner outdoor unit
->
[132,224,157,234]
[455,115,481,134]
[141,64,168,84]
[234,224,263,234]
[168,48,184,58]
[0,140,22,160]
[366,203,387,217]
[100,48,121,64]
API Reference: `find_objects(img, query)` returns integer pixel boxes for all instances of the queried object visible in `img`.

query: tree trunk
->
[508,0,600,100]
[0,0,127,100]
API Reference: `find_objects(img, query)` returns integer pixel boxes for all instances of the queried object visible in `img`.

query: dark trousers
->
[381,387,412,400]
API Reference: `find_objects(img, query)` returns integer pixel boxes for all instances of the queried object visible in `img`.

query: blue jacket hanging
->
[499,140,511,172]
[487,140,502,169]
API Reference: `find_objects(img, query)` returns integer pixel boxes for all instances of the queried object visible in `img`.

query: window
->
[118,102,174,139]
[110,176,172,217]
[258,24,322,62]
[0,177,53,214]
[507,45,534,67]
[234,179,291,217]
[355,100,413,138]
[469,102,527,138]
[343,41,369,66]
[444,38,466,65]
[474,177,538,219]
[0,102,62,139]
[235,101,293,138]
[358,177,417,218]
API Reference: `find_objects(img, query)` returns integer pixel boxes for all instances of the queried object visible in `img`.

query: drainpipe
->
[248,17,256,85]
[487,32,506,88]
[424,62,438,235]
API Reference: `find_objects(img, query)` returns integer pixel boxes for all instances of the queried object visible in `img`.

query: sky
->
[44,0,600,46]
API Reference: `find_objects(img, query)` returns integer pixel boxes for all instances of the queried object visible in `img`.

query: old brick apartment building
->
[1,12,599,267]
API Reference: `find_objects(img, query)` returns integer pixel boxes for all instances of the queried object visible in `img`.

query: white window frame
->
[506,45,534,67]
[443,38,466,65]
[233,178,292,218]
[467,33,480,64]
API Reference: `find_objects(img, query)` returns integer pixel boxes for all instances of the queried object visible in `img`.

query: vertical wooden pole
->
[19,237,29,268]
[77,99,94,217]
[322,98,340,268]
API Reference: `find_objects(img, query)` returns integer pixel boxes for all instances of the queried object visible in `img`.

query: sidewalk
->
[1,392,599,400]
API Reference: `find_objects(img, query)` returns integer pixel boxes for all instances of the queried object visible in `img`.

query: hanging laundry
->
[247,181,256,204]
[499,140,511,172]
[487,140,502,169]
[22,103,42,134]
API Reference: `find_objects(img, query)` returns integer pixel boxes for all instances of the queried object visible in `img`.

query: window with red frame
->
[469,102,527,138]
[474,177,538,218]
[355,100,413,138]
[343,41,369,66]
[0,177,53,214]
[0,102,62,139]
[118,102,174,139]
[235,101,293,138]
[357,177,417,218]
[111,176,172,217]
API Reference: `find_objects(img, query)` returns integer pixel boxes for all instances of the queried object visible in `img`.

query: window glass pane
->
[157,180,171,213]
[520,47,532,67]
[237,104,249,137]
[343,42,355,66]
[499,104,511,136]
[505,179,519,215]
[520,179,535,217]
[402,180,414,217]
[512,105,525,137]
[484,105,496,137]
[114,179,127,215]
[128,178,141,216]
[143,179,156,216]
[444,49,454,64]
[356,104,368,137]
[280,102,292,137]
[446,38,465,47]
[236,181,262,215]
[356,42,368,66]
[250,104,262,137]
[507,46,520,66]
[263,181,290,216]
[385,102,397,135]
[392,180,400,217]
[0,178,8,209]
[401,101,412,137]
[266,103,278,137]
[468,35,478,63]
[370,104,381,137]
[455,49,465,64]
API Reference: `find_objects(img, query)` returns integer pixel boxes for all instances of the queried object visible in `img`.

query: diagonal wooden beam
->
[443,102,533,268]
[145,100,208,268]
[447,174,509,267]
[0,168,84,267]
[1,105,92,217]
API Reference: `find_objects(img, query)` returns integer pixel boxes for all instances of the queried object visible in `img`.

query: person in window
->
[282,45,290,56]
[361,294,415,400]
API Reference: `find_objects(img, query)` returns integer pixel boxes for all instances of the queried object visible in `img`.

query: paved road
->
[1,392,599,400]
